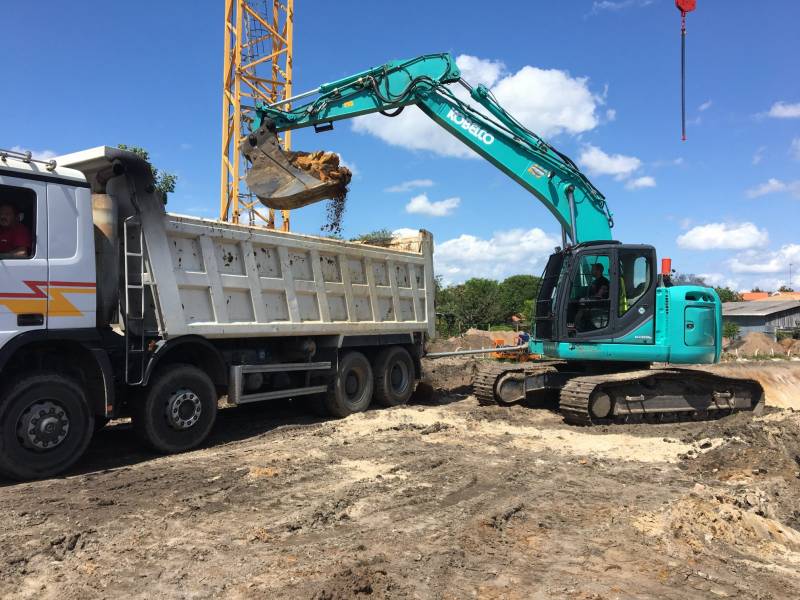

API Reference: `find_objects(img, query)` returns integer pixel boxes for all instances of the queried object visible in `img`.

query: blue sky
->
[4,0,799,290]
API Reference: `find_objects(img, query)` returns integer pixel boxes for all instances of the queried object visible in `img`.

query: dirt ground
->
[2,359,800,599]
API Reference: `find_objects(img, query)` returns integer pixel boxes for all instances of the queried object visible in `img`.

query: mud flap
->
[241,122,351,210]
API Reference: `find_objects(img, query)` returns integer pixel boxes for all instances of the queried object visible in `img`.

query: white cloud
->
[698,273,741,290]
[589,0,653,13]
[384,179,434,193]
[729,244,800,274]
[9,145,57,160]
[752,146,766,165]
[352,54,602,158]
[698,100,713,112]
[676,222,769,251]
[579,144,641,179]
[790,138,800,161]
[605,108,617,121]
[767,101,800,119]
[625,175,656,190]
[435,228,559,284]
[405,193,460,217]
[392,228,420,238]
[746,178,800,199]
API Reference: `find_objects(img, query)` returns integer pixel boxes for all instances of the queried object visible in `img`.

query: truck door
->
[0,176,48,347]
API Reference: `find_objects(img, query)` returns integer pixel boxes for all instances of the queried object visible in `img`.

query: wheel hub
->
[17,401,70,451]
[344,372,360,398]
[390,363,409,393]
[165,389,202,430]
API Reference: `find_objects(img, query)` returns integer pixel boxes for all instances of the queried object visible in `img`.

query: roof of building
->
[754,291,800,301]
[742,292,770,301]
[723,300,800,317]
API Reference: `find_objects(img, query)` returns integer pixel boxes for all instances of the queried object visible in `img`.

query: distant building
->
[742,291,800,302]
[741,292,770,301]
[722,300,800,337]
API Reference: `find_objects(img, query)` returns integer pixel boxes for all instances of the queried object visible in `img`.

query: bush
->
[722,321,741,340]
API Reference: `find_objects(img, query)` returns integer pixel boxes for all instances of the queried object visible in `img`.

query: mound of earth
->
[729,332,786,357]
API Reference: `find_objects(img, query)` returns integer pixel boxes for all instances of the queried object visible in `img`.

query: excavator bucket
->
[241,124,352,210]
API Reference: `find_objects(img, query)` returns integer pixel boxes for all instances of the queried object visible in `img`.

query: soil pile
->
[428,329,521,353]
[707,362,800,409]
[729,332,786,357]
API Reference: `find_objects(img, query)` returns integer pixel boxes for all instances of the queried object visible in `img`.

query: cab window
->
[0,184,35,259]
[618,251,651,316]
[567,254,610,334]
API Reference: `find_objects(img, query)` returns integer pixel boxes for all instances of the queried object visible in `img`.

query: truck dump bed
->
[142,212,435,339]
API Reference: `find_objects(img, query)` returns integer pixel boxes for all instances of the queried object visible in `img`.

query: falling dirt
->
[284,151,351,235]
[2,357,800,599]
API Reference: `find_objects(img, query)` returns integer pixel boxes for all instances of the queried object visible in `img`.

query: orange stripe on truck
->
[0,280,96,317]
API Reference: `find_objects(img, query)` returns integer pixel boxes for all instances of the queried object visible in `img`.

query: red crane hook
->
[676,1,697,141]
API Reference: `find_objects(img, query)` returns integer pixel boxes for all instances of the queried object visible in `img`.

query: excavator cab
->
[534,242,656,345]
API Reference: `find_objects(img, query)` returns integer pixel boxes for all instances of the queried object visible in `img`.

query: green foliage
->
[722,321,741,340]
[751,286,764,293]
[714,286,742,303]
[498,274,541,320]
[117,144,177,201]
[351,228,393,246]
[435,274,541,337]
[778,285,795,292]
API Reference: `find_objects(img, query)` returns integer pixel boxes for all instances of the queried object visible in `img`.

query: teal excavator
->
[242,53,763,425]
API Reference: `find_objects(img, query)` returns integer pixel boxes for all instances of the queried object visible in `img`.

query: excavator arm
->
[244,52,613,244]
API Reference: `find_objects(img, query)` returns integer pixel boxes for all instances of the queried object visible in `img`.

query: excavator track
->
[559,368,764,426]
[473,360,564,406]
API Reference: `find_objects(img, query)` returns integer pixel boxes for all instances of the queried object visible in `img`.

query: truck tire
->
[132,364,218,454]
[372,346,415,407]
[0,373,94,481]
[324,351,373,418]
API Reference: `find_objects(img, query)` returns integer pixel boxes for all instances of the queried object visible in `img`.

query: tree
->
[351,229,393,246]
[117,144,177,201]
[778,285,795,292]
[498,275,541,322]
[722,321,741,340]
[751,287,764,293]
[435,278,506,332]
[714,286,742,303]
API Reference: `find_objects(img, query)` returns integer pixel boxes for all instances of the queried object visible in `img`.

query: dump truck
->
[0,146,434,480]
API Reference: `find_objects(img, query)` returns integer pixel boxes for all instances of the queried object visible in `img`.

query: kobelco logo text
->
[446,109,495,145]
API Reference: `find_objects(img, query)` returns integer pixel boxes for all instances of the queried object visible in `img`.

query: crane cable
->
[676,0,697,141]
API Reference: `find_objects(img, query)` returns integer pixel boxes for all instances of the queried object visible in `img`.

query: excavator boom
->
[243,53,613,244]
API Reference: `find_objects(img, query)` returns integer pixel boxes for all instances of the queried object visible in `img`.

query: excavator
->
[240,52,763,425]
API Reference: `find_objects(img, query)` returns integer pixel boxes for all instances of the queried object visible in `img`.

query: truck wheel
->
[133,364,217,454]
[324,351,373,418]
[0,373,94,480]
[372,346,415,407]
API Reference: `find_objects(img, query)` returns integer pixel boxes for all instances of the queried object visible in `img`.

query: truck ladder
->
[123,216,146,385]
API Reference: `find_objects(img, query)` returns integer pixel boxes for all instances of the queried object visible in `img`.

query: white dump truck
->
[0,146,435,479]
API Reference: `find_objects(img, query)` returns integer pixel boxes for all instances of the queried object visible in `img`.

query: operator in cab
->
[588,263,609,300]
[0,203,32,258]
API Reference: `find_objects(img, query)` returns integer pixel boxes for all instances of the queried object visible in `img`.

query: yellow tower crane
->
[220,0,294,230]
